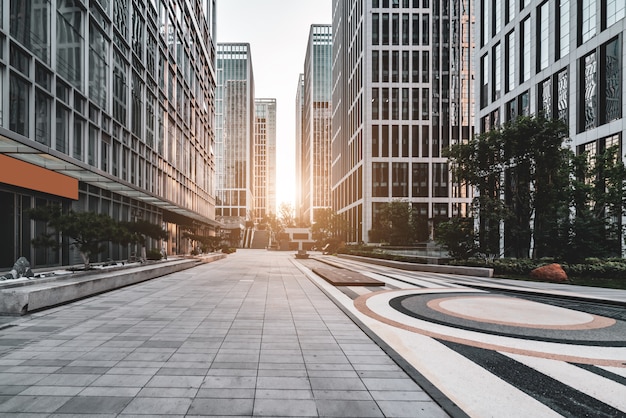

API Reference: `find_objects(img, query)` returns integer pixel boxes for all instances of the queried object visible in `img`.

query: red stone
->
[530,263,568,283]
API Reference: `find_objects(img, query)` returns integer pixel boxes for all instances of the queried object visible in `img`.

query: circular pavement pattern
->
[427,296,613,329]
[354,288,626,366]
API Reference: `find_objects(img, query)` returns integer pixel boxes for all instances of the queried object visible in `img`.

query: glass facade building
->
[477,0,625,254]
[254,98,277,223]
[0,0,218,268]
[298,24,333,225]
[215,43,255,245]
[331,0,475,243]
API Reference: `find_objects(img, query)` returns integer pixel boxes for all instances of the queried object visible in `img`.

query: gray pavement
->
[0,249,448,417]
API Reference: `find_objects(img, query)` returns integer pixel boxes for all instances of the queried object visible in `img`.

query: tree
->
[29,205,120,269]
[568,146,626,261]
[369,200,416,246]
[311,208,349,252]
[447,115,570,258]
[121,220,168,260]
[435,217,479,259]
[278,202,296,228]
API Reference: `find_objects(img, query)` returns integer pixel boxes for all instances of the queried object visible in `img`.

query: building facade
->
[295,73,305,223]
[253,98,277,223]
[299,24,333,225]
[476,0,625,252]
[215,43,255,245]
[331,0,475,243]
[0,0,218,268]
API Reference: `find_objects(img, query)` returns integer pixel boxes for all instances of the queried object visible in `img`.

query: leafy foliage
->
[369,200,426,245]
[435,217,479,259]
[446,115,626,261]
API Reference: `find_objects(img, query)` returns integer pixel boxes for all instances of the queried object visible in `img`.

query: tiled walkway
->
[0,250,448,417]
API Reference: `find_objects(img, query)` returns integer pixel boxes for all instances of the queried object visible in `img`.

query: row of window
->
[372,162,450,198]
[372,12,430,46]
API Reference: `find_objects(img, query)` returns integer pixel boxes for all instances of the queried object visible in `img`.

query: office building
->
[0,0,218,268]
[477,0,625,252]
[298,24,333,225]
[215,43,255,245]
[331,0,475,243]
[253,98,277,223]
[295,74,305,223]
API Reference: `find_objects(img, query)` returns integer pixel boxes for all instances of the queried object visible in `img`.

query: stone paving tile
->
[137,387,198,398]
[253,398,318,417]
[121,397,193,415]
[0,395,71,413]
[315,399,384,417]
[377,400,451,417]
[195,388,255,398]
[53,396,133,414]
[187,398,254,416]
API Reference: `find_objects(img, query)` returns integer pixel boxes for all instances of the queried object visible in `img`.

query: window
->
[556,69,568,122]
[9,73,29,136]
[537,1,549,71]
[35,90,51,146]
[557,0,570,59]
[372,50,379,82]
[392,51,399,82]
[392,163,408,197]
[372,162,389,197]
[113,49,127,124]
[412,13,419,45]
[402,13,410,45]
[412,51,419,82]
[505,31,515,92]
[505,0,515,23]
[421,14,429,45]
[392,13,399,45]
[56,106,69,153]
[382,88,389,119]
[581,52,597,131]
[372,88,379,119]
[57,0,84,89]
[481,0,489,46]
[493,0,501,36]
[605,0,625,28]
[433,163,448,197]
[579,0,596,44]
[539,77,552,118]
[382,13,389,45]
[402,51,409,82]
[492,43,501,101]
[412,163,428,197]
[10,0,51,63]
[89,23,108,108]
[480,53,489,108]
[372,14,379,45]
[520,17,530,82]
[601,38,622,124]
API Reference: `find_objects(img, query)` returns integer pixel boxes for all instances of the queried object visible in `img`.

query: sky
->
[215,0,332,212]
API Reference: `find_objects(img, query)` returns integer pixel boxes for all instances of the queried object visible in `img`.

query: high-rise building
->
[0,0,218,268]
[216,43,255,245]
[298,24,333,225]
[295,74,305,223]
[331,0,475,243]
[477,0,625,254]
[253,98,277,223]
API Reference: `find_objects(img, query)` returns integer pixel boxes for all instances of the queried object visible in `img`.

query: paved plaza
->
[1,249,625,417]
[0,250,448,417]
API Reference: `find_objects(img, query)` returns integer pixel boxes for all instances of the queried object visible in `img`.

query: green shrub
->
[146,249,162,260]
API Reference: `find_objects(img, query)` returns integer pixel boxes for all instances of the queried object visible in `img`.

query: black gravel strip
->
[572,363,626,385]
[438,339,626,418]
